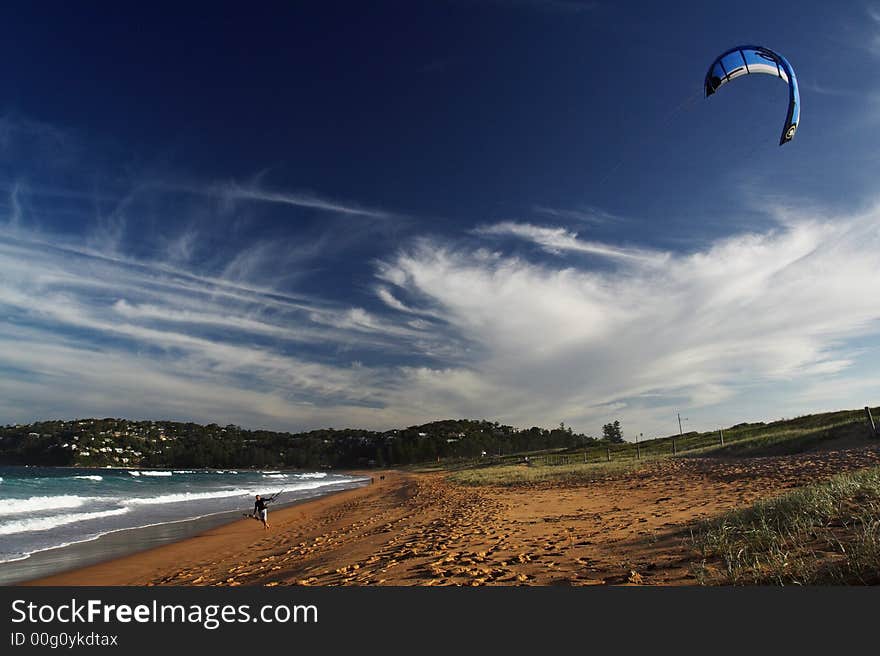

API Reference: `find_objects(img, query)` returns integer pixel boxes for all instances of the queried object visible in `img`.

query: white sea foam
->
[0,495,95,517]
[295,472,327,479]
[276,480,356,494]
[126,488,255,506]
[72,475,103,481]
[262,474,286,479]
[0,508,130,536]
[128,471,140,477]
[0,506,255,570]
[139,471,173,477]
[0,552,31,564]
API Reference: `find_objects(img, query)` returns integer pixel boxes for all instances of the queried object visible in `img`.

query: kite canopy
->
[704,45,800,146]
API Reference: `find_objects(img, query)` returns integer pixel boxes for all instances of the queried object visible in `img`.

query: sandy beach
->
[20,444,880,587]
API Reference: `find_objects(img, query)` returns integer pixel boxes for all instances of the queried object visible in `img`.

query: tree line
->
[0,417,615,469]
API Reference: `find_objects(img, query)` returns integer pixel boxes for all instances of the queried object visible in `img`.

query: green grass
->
[694,421,869,458]
[691,466,880,585]
[448,456,659,487]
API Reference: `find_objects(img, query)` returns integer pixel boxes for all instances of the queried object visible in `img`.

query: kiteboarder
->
[253,494,270,530]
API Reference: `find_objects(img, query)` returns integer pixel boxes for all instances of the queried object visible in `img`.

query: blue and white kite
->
[704,45,800,145]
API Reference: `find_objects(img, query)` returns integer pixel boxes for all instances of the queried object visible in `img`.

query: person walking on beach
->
[253,494,270,530]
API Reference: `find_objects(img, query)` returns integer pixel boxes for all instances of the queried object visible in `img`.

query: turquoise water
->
[0,465,368,565]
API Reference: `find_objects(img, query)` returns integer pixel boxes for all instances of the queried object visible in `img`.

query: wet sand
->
[21,445,880,586]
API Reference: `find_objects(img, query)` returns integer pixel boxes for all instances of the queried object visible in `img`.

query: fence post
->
[719,428,724,446]
[606,448,611,462]
[866,407,877,437]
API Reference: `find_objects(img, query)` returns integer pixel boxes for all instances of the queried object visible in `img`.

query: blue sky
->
[1,1,879,439]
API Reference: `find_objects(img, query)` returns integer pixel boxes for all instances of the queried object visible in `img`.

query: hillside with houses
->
[0,417,597,469]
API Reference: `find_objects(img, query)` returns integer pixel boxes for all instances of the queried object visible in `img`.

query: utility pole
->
[675,413,687,456]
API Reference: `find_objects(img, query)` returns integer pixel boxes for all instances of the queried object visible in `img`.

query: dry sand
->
[23,444,880,586]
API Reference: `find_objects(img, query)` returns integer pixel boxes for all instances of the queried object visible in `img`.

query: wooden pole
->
[866,407,877,437]
[719,428,724,446]
[606,447,611,462]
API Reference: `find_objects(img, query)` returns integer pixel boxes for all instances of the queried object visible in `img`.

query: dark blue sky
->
[3,1,870,222]
[1,1,879,436]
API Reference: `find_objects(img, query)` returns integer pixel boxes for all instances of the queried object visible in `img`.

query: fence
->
[440,406,880,471]
[519,405,880,468]
[866,407,878,437]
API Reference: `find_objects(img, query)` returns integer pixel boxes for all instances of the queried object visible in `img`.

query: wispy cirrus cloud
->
[800,81,861,97]
[532,205,626,224]
[202,181,396,219]
[869,5,880,55]
[474,221,668,264]
[0,114,72,156]
[0,226,439,352]
[0,213,460,430]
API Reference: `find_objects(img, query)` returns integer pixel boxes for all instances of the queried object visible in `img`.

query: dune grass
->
[691,466,880,585]
[448,456,659,487]
[694,420,871,458]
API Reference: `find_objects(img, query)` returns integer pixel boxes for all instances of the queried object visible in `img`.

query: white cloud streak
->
[208,182,395,219]
[533,205,625,224]
[474,221,669,264]
[869,6,880,55]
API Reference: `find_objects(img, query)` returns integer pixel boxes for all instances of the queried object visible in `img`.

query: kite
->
[704,45,800,145]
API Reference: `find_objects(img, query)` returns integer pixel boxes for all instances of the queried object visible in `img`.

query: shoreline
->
[3,473,374,586]
[19,469,404,586]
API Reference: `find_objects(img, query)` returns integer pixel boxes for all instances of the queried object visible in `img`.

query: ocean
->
[0,465,369,582]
